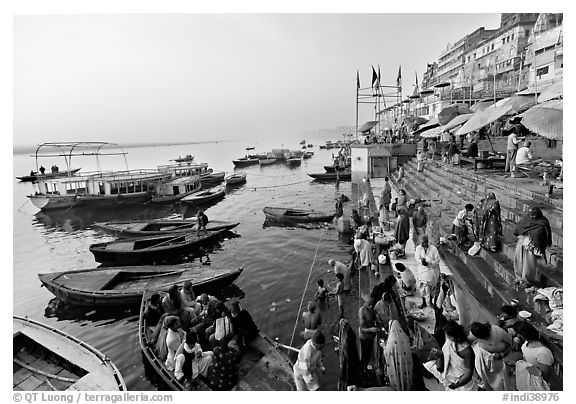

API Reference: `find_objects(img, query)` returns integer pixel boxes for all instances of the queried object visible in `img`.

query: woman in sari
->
[513,207,552,287]
[337,319,361,390]
[384,320,413,391]
[394,209,410,258]
[474,192,503,252]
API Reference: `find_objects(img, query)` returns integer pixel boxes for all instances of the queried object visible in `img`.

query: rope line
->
[288,227,326,348]
[250,179,311,190]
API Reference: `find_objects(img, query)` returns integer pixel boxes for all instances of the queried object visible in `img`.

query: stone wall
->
[478,137,562,160]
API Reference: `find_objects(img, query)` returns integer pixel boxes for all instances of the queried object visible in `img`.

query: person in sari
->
[394,209,410,258]
[337,319,361,390]
[469,322,513,391]
[474,193,503,252]
[513,207,552,287]
[378,178,392,228]
[384,320,413,391]
[396,189,408,213]
[434,321,478,391]
[165,316,186,371]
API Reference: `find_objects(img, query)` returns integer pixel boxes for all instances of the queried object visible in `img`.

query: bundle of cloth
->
[533,287,563,335]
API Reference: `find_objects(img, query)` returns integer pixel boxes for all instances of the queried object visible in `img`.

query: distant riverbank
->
[12,139,244,156]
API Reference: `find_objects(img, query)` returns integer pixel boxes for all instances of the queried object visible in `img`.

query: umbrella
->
[402,98,411,103]
[419,126,445,138]
[359,121,378,133]
[538,79,563,103]
[413,117,440,135]
[521,100,563,140]
[455,96,536,136]
[470,100,493,112]
[438,104,473,125]
[434,82,451,88]
[442,113,473,131]
[420,89,434,96]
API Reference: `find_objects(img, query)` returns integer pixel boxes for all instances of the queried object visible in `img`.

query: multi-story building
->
[524,14,563,90]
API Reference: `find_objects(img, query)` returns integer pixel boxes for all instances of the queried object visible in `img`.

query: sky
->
[13,13,503,147]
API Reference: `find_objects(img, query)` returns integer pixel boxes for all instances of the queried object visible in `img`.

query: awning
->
[434,82,451,88]
[455,95,536,136]
[538,79,563,103]
[470,100,493,112]
[442,113,473,131]
[419,89,434,96]
[438,104,473,125]
[521,100,563,141]
[358,121,379,133]
[419,126,445,138]
[413,117,440,135]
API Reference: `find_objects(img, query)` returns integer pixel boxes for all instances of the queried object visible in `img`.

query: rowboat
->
[286,158,301,167]
[138,291,295,391]
[93,219,239,238]
[89,229,228,266]
[323,165,348,172]
[245,146,255,150]
[232,157,259,167]
[259,158,277,166]
[225,173,247,185]
[173,155,195,163]
[38,265,243,307]
[262,207,334,223]
[16,167,81,182]
[201,171,225,185]
[13,316,126,391]
[307,144,313,148]
[181,187,226,205]
[307,171,351,180]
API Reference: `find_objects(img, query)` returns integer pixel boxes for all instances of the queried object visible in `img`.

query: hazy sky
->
[14,13,502,146]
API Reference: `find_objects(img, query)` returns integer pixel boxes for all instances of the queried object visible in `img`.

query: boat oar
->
[14,358,79,383]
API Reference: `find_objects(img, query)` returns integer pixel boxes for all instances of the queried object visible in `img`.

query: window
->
[536,66,549,77]
[511,33,514,40]
[492,44,494,50]
[525,29,530,37]
[502,38,506,45]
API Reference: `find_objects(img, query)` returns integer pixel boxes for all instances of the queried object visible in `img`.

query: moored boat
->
[138,291,295,391]
[323,164,349,172]
[245,146,255,150]
[225,172,247,185]
[151,176,202,204]
[286,158,302,167]
[258,158,277,166]
[38,265,243,306]
[93,219,239,238]
[89,229,228,266]
[181,187,226,205]
[13,315,127,391]
[173,154,194,163]
[307,144,313,148]
[200,171,225,186]
[232,157,259,167]
[16,167,81,182]
[302,152,313,159]
[307,171,351,180]
[262,207,334,223]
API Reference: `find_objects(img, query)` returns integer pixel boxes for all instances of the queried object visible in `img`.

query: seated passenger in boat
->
[205,342,240,390]
[180,281,202,318]
[190,295,221,346]
[162,285,192,330]
[229,301,259,352]
[206,302,234,348]
[143,293,165,327]
[174,332,214,388]
[302,301,322,341]
[165,316,186,371]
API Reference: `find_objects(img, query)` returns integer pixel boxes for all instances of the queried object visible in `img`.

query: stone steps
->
[405,161,563,274]
[402,164,562,289]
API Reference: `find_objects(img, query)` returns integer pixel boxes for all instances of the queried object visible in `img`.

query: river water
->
[13,138,353,390]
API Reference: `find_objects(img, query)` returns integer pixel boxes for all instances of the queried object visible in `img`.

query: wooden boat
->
[138,291,295,391]
[299,140,306,145]
[259,158,277,166]
[93,219,240,238]
[13,315,126,391]
[89,229,228,265]
[323,164,349,172]
[181,187,225,205]
[232,157,259,167]
[245,146,255,150]
[225,173,247,185]
[319,145,327,149]
[38,265,243,307]
[307,171,351,180]
[151,176,202,204]
[262,207,334,223]
[286,158,301,167]
[307,144,313,148]
[302,152,312,159]
[16,167,81,182]
[201,171,225,183]
[173,155,194,163]
[158,161,211,178]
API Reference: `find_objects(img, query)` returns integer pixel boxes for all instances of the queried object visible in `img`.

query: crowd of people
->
[143,285,259,390]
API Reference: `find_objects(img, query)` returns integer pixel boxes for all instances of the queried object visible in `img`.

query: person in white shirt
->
[293,331,326,390]
[414,235,441,308]
[328,259,352,291]
[505,127,523,174]
[450,204,474,246]
[417,149,427,172]
[174,332,214,387]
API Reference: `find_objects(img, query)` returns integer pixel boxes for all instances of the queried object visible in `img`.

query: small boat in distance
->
[307,171,351,181]
[13,316,127,391]
[262,207,335,223]
[139,291,295,391]
[232,157,259,167]
[307,144,313,148]
[16,167,81,182]
[299,140,306,145]
[259,158,277,166]
[38,265,243,307]
[225,172,247,185]
[286,158,302,167]
[93,219,239,238]
[181,187,226,205]
[173,154,194,163]
[245,146,255,150]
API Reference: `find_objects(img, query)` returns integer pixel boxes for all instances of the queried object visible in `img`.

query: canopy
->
[413,117,440,135]
[358,121,379,133]
[403,116,428,125]
[419,89,434,96]
[521,100,563,141]
[438,104,473,125]
[538,79,563,103]
[455,96,536,136]
[419,126,445,138]
[442,113,473,131]
[434,82,451,88]
[470,100,493,112]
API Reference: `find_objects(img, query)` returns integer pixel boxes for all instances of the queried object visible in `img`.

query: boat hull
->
[262,207,334,223]
[225,174,247,185]
[323,165,349,173]
[286,159,301,167]
[28,194,80,210]
[38,266,243,306]
[17,167,81,182]
[258,159,277,166]
[13,316,126,391]
[181,188,225,205]
[77,192,152,208]
[232,159,259,167]
[93,219,239,238]
[307,171,351,181]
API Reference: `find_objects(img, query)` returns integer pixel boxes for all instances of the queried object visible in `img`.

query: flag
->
[371,66,378,89]
[396,66,402,90]
[412,71,419,97]
[357,70,360,90]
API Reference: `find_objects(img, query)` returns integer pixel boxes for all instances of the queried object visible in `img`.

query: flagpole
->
[356,71,359,141]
